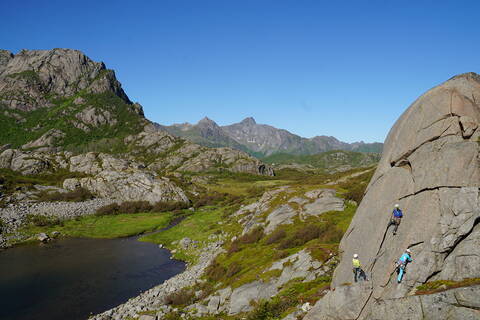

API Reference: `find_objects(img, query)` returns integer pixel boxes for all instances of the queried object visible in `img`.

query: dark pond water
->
[0,236,185,320]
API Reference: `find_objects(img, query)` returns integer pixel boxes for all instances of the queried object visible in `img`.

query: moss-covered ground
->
[139,205,242,263]
[13,212,175,242]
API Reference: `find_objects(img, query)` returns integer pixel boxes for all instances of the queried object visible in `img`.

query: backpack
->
[393,209,403,218]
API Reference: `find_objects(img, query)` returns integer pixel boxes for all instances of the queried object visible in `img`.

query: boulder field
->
[304,73,480,319]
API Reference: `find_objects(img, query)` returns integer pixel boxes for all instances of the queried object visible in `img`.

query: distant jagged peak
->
[197,116,219,127]
[310,135,342,142]
[171,122,193,128]
[240,117,256,125]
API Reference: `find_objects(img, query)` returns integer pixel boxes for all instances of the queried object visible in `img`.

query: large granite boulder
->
[0,149,52,174]
[305,73,480,319]
[64,171,189,204]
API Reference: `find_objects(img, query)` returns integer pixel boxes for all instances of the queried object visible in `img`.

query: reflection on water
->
[0,237,185,320]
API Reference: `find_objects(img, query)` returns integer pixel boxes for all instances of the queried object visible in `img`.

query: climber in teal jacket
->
[396,249,413,283]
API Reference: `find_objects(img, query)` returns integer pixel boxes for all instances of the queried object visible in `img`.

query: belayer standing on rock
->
[352,253,367,282]
[395,249,412,283]
[387,204,403,235]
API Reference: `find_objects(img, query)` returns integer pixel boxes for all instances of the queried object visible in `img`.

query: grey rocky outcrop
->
[21,129,66,151]
[186,249,336,318]
[91,186,341,320]
[265,204,296,234]
[37,233,50,242]
[303,188,345,217]
[0,48,130,111]
[0,148,190,204]
[0,149,52,175]
[228,280,278,314]
[127,125,275,176]
[64,171,189,204]
[304,73,480,319]
[75,106,117,127]
[238,187,344,235]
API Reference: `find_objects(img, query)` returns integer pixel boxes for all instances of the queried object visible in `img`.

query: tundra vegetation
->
[7,165,372,319]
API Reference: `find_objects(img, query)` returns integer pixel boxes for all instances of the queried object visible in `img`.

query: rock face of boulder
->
[304,73,480,319]
[64,171,189,204]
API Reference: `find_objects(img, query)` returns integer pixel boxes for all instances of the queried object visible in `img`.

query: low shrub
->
[118,201,152,214]
[343,185,365,204]
[224,193,243,205]
[318,224,343,243]
[192,191,243,209]
[36,188,94,202]
[247,296,297,320]
[278,225,321,249]
[339,170,375,204]
[296,224,322,243]
[151,201,190,213]
[162,312,182,320]
[278,223,343,250]
[26,214,62,227]
[227,241,241,254]
[226,263,242,278]
[273,250,290,260]
[246,186,266,198]
[205,260,226,282]
[95,203,121,216]
[164,288,195,306]
[265,229,286,245]
[238,227,264,244]
[192,192,225,208]
[95,200,189,216]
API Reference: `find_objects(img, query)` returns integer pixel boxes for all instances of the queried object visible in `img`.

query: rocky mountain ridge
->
[262,150,381,173]
[158,116,383,157]
[0,48,273,176]
[0,48,274,246]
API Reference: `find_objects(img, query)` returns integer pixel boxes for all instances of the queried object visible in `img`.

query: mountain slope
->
[0,49,275,205]
[160,116,383,156]
[156,117,250,153]
[0,48,145,153]
[262,150,381,171]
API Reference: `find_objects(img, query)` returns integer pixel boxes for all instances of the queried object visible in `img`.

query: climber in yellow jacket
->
[352,254,367,282]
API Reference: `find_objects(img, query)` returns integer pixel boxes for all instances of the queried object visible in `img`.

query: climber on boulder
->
[395,249,412,283]
[352,253,367,282]
[387,203,403,235]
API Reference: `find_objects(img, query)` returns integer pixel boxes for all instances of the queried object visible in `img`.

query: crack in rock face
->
[304,72,480,320]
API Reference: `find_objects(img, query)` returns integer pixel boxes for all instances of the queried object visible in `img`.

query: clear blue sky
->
[2,1,479,143]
